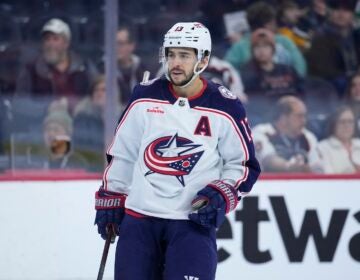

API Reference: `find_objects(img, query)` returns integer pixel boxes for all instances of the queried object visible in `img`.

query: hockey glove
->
[94,189,127,241]
[189,180,239,228]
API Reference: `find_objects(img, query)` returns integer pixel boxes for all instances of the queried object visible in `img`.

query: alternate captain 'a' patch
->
[144,133,204,186]
[218,85,237,100]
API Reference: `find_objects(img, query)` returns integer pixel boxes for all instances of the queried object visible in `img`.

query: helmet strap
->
[178,60,207,88]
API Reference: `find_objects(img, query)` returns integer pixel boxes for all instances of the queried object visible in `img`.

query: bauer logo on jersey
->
[218,85,237,100]
[144,133,204,186]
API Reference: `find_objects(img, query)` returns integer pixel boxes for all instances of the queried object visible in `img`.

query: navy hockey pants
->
[115,213,217,280]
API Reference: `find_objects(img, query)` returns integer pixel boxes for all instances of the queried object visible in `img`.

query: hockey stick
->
[142,70,150,83]
[97,225,116,280]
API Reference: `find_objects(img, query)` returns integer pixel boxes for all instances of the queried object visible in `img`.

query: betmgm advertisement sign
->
[216,179,360,280]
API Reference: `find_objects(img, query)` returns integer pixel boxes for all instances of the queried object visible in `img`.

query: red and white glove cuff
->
[208,180,238,213]
[95,190,127,210]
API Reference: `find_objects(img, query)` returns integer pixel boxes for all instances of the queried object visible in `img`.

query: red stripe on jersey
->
[168,77,208,100]
[103,157,114,190]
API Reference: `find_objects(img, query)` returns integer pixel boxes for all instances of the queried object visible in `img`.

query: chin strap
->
[178,60,207,88]
[163,59,209,89]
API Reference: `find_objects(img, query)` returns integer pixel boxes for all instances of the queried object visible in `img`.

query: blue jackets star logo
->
[144,133,204,186]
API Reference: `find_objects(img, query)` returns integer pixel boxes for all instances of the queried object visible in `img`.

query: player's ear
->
[202,55,209,64]
[197,55,209,71]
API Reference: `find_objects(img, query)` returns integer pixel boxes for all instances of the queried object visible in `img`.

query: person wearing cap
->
[306,0,360,95]
[240,28,303,124]
[15,18,98,108]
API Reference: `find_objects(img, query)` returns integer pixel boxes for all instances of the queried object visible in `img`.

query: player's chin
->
[170,76,185,86]
[172,81,186,87]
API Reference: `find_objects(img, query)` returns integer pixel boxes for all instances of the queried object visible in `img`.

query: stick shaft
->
[142,70,150,82]
[97,227,115,280]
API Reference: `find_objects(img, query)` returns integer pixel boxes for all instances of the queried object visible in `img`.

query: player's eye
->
[180,54,189,59]
[167,53,175,59]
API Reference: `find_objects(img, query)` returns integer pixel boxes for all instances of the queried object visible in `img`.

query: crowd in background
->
[0,0,360,174]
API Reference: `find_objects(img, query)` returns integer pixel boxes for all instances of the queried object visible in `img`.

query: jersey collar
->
[167,77,208,102]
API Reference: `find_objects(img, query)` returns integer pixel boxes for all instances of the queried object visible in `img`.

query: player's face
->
[166,48,198,87]
[335,109,355,142]
[42,32,69,65]
[350,75,360,101]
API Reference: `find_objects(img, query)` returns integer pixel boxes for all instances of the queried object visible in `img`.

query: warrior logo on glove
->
[144,133,204,186]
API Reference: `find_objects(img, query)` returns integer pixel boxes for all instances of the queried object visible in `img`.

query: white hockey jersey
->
[102,77,260,219]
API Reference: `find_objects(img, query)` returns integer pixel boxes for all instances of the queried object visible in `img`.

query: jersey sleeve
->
[217,99,261,196]
[101,86,144,194]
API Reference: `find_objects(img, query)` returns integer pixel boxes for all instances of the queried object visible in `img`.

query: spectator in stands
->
[241,28,303,104]
[224,1,307,76]
[344,73,360,134]
[306,0,360,95]
[277,1,311,51]
[74,75,106,119]
[40,108,88,170]
[73,75,112,172]
[15,18,98,109]
[253,95,322,173]
[301,0,329,35]
[317,106,360,173]
[115,25,147,106]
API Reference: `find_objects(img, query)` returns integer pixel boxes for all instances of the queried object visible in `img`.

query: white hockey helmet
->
[160,22,212,87]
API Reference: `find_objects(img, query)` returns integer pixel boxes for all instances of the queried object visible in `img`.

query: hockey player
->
[94,22,261,280]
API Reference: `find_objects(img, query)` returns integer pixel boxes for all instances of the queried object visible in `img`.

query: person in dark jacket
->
[241,28,303,102]
[15,18,98,109]
[306,0,360,95]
